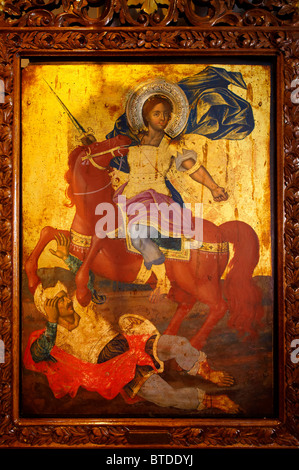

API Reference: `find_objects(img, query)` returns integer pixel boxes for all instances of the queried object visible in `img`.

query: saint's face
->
[56,291,75,318]
[145,102,171,133]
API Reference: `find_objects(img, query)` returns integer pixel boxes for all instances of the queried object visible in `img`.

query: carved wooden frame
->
[0,0,298,449]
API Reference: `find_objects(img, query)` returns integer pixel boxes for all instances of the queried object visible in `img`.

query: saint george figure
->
[23,279,240,413]
[111,84,228,299]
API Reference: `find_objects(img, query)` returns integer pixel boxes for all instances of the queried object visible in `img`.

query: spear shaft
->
[44,79,87,135]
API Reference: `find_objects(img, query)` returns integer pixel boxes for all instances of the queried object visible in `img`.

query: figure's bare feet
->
[204,394,240,413]
[198,360,235,387]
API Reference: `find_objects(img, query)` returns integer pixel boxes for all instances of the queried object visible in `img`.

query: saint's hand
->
[81,133,96,145]
[211,186,228,202]
[44,297,60,323]
[49,233,70,260]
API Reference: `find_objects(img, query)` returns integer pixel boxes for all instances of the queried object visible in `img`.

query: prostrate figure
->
[24,279,239,413]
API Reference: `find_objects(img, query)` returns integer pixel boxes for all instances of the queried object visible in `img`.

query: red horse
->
[25,135,264,350]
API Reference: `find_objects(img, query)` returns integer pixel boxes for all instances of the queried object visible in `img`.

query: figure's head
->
[126,79,188,138]
[142,95,173,131]
[34,281,74,318]
[34,282,79,331]
[54,290,75,318]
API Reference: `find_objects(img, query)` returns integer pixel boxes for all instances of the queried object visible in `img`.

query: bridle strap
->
[81,146,123,170]
[73,147,125,196]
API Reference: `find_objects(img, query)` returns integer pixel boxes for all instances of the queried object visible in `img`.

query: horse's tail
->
[220,220,264,337]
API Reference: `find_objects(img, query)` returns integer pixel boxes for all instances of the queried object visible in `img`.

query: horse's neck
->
[71,182,118,236]
[70,153,120,235]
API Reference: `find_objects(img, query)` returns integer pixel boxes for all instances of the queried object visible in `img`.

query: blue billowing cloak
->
[107,66,254,206]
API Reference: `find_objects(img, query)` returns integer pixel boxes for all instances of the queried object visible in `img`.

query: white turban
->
[34,281,67,316]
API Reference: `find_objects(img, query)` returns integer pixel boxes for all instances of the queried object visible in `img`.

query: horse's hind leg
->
[164,286,196,336]
[25,226,69,294]
[165,287,228,351]
[164,302,195,336]
[190,282,228,350]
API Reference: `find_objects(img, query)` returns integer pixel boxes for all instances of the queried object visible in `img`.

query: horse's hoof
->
[25,259,41,294]
[28,277,41,295]
[76,289,92,307]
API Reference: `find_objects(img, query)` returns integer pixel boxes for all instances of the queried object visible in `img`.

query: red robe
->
[23,329,157,403]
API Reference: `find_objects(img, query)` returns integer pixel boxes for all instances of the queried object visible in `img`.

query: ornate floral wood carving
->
[0,0,298,449]
[0,0,298,27]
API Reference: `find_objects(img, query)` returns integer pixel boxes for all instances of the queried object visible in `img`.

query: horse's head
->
[65,134,131,208]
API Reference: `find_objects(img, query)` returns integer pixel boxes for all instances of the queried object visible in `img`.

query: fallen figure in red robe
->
[23,279,240,413]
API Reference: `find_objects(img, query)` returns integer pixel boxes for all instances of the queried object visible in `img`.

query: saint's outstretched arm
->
[181,158,228,202]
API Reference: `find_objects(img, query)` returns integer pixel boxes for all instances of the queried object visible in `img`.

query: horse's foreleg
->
[75,234,102,306]
[25,226,70,294]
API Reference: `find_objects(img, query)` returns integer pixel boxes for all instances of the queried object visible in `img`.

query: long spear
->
[43,79,96,145]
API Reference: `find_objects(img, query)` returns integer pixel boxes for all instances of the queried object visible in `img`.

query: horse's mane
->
[64,146,83,208]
